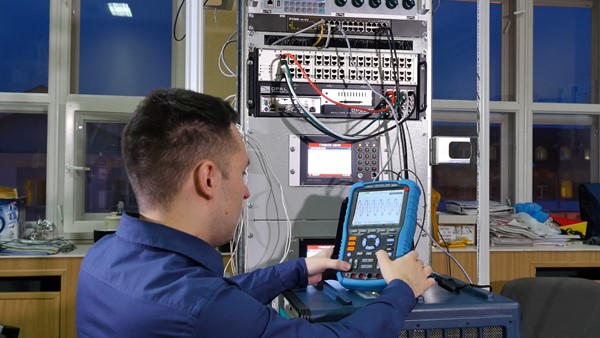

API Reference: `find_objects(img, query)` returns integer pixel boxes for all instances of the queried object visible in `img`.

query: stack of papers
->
[446,200,513,215]
[0,239,76,255]
[489,214,578,246]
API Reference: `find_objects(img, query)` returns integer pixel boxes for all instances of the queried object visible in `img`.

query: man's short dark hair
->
[122,88,239,210]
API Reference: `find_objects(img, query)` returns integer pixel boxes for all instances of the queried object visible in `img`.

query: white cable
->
[224,93,237,106]
[225,217,245,275]
[218,30,237,78]
[245,134,293,263]
[397,167,473,284]
[430,232,474,284]
[323,23,333,48]
[271,19,326,46]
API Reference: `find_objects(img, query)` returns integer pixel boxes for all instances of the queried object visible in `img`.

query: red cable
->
[281,53,390,114]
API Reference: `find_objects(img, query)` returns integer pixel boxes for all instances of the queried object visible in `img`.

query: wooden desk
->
[431,243,600,293]
[0,245,89,338]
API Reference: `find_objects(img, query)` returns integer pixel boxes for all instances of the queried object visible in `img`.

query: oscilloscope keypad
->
[342,227,398,280]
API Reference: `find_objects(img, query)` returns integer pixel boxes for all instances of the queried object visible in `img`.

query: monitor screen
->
[298,238,337,258]
[306,244,336,257]
[307,142,352,178]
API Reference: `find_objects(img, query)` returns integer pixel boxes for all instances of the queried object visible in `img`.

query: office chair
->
[500,277,600,338]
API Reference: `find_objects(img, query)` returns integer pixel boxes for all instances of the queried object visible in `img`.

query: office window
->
[0,1,49,93]
[72,0,172,96]
[431,118,508,211]
[432,0,507,101]
[83,122,137,214]
[0,112,47,221]
[533,3,594,103]
[63,100,140,233]
[532,115,593,213]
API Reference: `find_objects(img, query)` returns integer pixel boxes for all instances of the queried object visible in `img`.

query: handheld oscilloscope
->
[336,179,421,292]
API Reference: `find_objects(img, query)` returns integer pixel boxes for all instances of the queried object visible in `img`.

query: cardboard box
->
[435,212,477,245]
[0,199,21,240]
[0,187,25,240]
[437,224,476,245]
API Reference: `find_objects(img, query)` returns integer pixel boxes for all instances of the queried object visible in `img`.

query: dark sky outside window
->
[0,1,49,93]
[432,1,502,101]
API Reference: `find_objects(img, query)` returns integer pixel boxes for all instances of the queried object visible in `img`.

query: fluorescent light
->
[107,3,132,17]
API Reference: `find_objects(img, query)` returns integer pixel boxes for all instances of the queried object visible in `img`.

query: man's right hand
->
[375,250,435,297]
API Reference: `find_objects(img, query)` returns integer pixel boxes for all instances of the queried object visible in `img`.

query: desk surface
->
[433,242,600,252]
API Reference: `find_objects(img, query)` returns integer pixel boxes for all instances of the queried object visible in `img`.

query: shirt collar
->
[115,212,224,274]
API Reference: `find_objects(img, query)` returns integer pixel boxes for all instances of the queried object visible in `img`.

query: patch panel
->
[258,49,419,85]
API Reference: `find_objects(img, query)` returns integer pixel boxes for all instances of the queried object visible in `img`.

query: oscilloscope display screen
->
[351,188,406,226]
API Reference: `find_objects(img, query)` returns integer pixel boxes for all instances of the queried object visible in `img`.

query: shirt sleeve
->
[225,259,308,304]
[194,278,416,338]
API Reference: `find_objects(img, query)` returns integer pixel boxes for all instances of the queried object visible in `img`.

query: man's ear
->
[193,160,220,199]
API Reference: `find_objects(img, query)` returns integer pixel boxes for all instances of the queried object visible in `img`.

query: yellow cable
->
[312,24,325,47]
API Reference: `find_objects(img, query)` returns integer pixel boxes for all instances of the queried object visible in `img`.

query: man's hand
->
[375,250,435,297]
[305,247,351,285]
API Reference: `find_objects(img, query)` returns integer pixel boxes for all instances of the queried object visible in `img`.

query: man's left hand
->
[305,247,351,285]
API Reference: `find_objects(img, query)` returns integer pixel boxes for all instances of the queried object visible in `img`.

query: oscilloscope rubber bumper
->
[336,179,421,292]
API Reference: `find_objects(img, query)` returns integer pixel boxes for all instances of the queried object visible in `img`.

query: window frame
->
[62,96,139,233]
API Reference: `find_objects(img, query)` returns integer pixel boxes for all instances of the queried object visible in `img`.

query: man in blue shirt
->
[76,88,435,337]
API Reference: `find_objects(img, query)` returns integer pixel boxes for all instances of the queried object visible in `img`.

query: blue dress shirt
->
[76,213,416,337]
